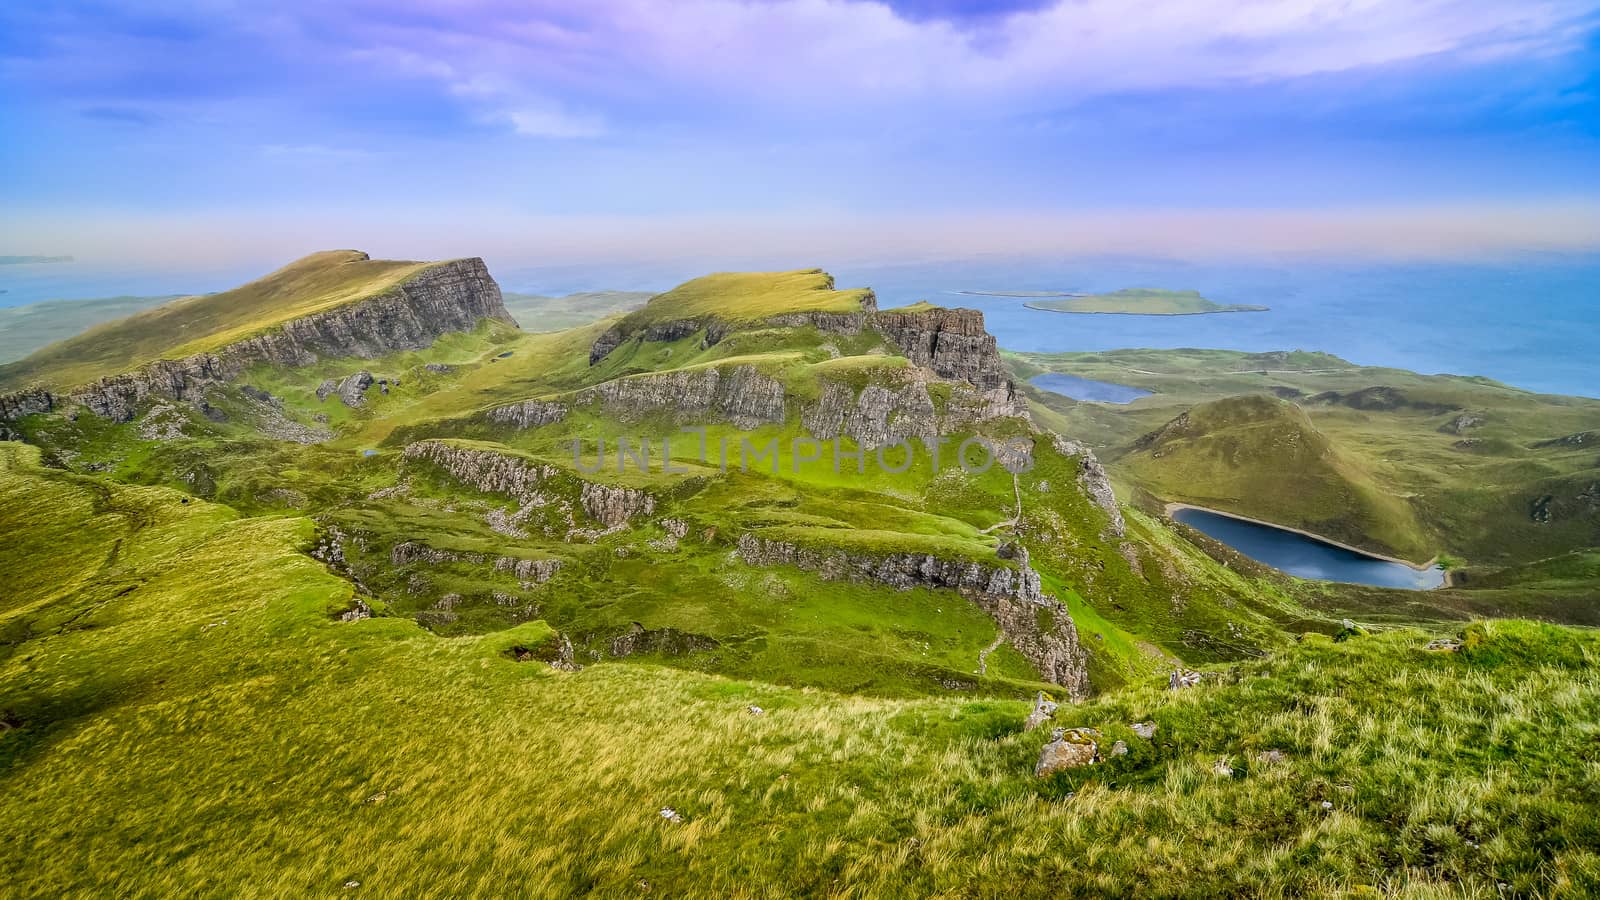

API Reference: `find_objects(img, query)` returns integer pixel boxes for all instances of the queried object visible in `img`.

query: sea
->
[2,253,1595,398]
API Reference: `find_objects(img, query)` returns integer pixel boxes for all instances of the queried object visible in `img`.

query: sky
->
[2,0,1599,265]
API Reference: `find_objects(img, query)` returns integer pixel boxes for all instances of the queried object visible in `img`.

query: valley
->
[1,253,1597,896]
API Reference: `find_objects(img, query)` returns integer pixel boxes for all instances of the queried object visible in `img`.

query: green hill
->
[5,263,1600,896]
[0,250,435,391]
[1014,346,1600,574]
[1123,395,1432,561]
[618,268,872,325]
[5,439,1599,895]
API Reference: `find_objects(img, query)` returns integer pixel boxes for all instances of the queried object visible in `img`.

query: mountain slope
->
[4,439,1598,896]
[1122,394,1431,561]
[0,250,513,394]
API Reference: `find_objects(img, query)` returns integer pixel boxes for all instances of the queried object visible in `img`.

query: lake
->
[1029,373,1152,404]
[1171,506,1445,590]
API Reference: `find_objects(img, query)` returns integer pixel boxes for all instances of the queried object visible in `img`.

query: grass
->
[1025,288,1268,316]
[617,269,873,326]
[6,442,1600,895]
[1014,348,1600,571]
[7,258,1600,895]
[0,250,436,391]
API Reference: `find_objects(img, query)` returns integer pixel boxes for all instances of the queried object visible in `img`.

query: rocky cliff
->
[390,540,564,585]
[736,533,1088,696]
[1,257,512,424]
[402,439,656,533]
[583,365,786,430]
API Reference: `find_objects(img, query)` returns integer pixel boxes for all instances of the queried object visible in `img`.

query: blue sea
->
[2,253,1595,397]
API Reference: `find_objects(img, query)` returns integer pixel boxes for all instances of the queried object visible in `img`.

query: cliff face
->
[874,306,1027,419]
[2,258,512,424]
[584,365,786,430]
[402,439,656,533]
[736,533,1088,696]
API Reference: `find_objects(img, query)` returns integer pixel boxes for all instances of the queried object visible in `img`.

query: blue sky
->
[2,0,1598,263]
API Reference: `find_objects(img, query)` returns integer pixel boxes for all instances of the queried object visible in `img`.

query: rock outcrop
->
[580,482,656,528]
[389,540,563,585]
[736,533,1087,695]
[1049,434,1125,537]
[1,257,511,424]
[873,306,1025,417]
[486,399,569,429]
[582,365,786,429]
[403,440,561,500]
[403,440,657,534]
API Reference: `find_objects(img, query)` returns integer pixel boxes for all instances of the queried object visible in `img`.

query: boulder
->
[1022,691,1058,732]
[1035,727,1099,776]
[1131,721,1158,739]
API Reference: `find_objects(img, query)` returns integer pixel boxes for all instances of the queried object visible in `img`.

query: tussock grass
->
[5,441,1600,897]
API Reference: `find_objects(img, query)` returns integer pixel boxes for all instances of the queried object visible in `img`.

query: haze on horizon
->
[3,0,1598,265]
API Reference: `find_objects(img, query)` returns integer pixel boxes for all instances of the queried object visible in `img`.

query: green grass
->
[0,250,437,391]
[616,269,872,326]
[1025,288,1268,316]
[6,442,1600,895]
[1014,348,1600,571]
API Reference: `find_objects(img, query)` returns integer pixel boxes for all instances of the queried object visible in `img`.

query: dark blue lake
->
[1029,373,1152,404]
[1172,506,1445,590]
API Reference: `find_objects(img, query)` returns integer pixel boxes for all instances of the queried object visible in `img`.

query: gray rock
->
[1035,727,1099,776]
[1131,721,1157,739]
[1109,740,1129,757]
[1169,669,1202,690]
[1022,691,1058,731]
[486,398,568,429]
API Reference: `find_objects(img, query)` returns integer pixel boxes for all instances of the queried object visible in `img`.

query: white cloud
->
[352,0,1599,109]
[503,106,607,138]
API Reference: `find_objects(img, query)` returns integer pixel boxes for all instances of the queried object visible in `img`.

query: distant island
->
[0,255,74,265]
[1025,288,1268,316]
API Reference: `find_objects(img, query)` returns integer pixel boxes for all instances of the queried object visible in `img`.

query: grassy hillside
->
[6,262,1600,896]
[5,443,1600,896]
[618,269,872,326]
[1013,348,1600,568]
[1124,394,1433,561]
[1025,288,1268,316]
[0,294,180,363]
[0,250,433,391]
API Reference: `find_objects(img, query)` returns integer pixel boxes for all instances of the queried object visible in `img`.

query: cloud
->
[503,107,606,138]
[340,0,1600,109]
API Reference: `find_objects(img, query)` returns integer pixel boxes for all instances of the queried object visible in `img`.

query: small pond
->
[1172,506,1445,590]
[1029,373,1152,404]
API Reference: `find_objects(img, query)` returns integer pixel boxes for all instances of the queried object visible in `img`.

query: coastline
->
[1163,501,1445,574]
